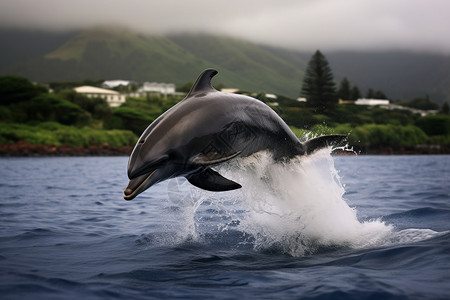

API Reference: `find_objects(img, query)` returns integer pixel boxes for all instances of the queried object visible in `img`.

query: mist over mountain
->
[0,28,78,70]
[326,51,450,104]
[1,27,449,103]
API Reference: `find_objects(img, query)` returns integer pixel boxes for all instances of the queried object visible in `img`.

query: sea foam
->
[164,148,442,256]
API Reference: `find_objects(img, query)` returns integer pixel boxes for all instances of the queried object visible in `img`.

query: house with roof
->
[73,86,126,107]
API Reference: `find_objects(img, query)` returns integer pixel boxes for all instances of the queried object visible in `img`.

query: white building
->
[265,93,277,100]
[355,98,390,106]
[102,80,133,89]
[383,104,438,117]
[221,88,240,94]
[74,86,126,107]
[138,82,176,95]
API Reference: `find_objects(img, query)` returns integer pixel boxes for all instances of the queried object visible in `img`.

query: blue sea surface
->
[0,154,449,299]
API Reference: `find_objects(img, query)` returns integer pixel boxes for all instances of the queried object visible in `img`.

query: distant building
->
[102,80,133,89]
[338,99,355,104]
[296,97,307,102]
[265,93,277,100]
[383,104,438,117]
[73,86,126,107]
[221,88,240,94]
[138,82,176,95]
[341,98,436,116]
[355,98,390,106]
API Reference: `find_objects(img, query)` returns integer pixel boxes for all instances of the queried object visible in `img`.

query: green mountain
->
[1,27,306,98]
[1,27,450,102]
[2,27,211,85]
[167,34,306,95]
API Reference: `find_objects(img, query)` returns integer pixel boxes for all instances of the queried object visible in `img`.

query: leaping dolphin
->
[124,69,345,200]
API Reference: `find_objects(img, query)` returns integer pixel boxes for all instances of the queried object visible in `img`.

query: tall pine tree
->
[337,77,351,100]
[301,50,337,114]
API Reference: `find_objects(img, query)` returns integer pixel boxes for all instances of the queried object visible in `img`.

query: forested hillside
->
[1,27,450,103]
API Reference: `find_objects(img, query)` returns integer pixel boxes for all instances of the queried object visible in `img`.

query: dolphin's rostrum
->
[124,69,345,200]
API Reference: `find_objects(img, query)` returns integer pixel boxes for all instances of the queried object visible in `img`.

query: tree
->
[176,82,194,93]
[337,77,351,100]
[416,115,450,136]
[366,88,388,99]
[59,89,111,121]
[366,88,375,99]
[399,96,439,110]
[25,94,90,126]
[0,76,47,105]
[441,102,449,115]
[350,85,361,100]
[301,50,337,114]
[373,90,388,99]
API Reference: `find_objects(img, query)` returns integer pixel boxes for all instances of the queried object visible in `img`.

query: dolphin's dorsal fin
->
[187,69,218,97]
[187,168,242,192]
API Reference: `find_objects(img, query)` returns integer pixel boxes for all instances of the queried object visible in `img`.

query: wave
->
[160,149,444,256]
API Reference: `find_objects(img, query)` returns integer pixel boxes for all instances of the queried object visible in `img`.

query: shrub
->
[0,123,137,147]
[28,94,90,126]
[0,106,12,122]
[0,76,47,105]
[290,123,428,149]
[415,115,450,136]
[106,107,154,135]
[346,124,427,148]
[282,108,316,128]
[59,89,112,121]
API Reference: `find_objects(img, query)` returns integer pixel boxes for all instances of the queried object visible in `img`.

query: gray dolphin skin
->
[124,69,346,200]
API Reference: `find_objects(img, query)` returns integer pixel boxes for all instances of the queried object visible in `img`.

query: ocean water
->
[0,152,449,299]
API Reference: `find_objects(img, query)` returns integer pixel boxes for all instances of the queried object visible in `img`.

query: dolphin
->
[124,69,345,200]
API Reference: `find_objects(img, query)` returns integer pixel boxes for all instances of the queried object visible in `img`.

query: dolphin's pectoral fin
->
[303,134,347,154]
[187,168,242,192]
[191,151,241,165]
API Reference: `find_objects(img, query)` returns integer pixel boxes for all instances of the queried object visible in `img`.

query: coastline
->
[0,142,448,157]
[333,145,450,155]
[0,141,133,157]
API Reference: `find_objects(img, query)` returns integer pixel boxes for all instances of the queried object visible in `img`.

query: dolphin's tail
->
[302,134,347,155]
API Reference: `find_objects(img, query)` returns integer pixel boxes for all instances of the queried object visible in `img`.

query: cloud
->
[1,0,449,53]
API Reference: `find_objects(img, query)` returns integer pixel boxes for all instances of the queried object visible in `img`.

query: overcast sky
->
[1,0,449,53]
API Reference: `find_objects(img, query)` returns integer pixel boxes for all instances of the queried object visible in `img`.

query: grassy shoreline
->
[1,76,449,157]
[1,122,449,157]
[1,140,448,157]
[0,141,133,157]
[0,122,137,147]
[1,121,449,157]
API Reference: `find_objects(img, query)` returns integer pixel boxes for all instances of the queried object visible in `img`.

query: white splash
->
[216,149,394,256]
[162,148,442,256]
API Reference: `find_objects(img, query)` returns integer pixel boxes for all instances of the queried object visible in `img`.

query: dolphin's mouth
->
[124,169,158,201]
